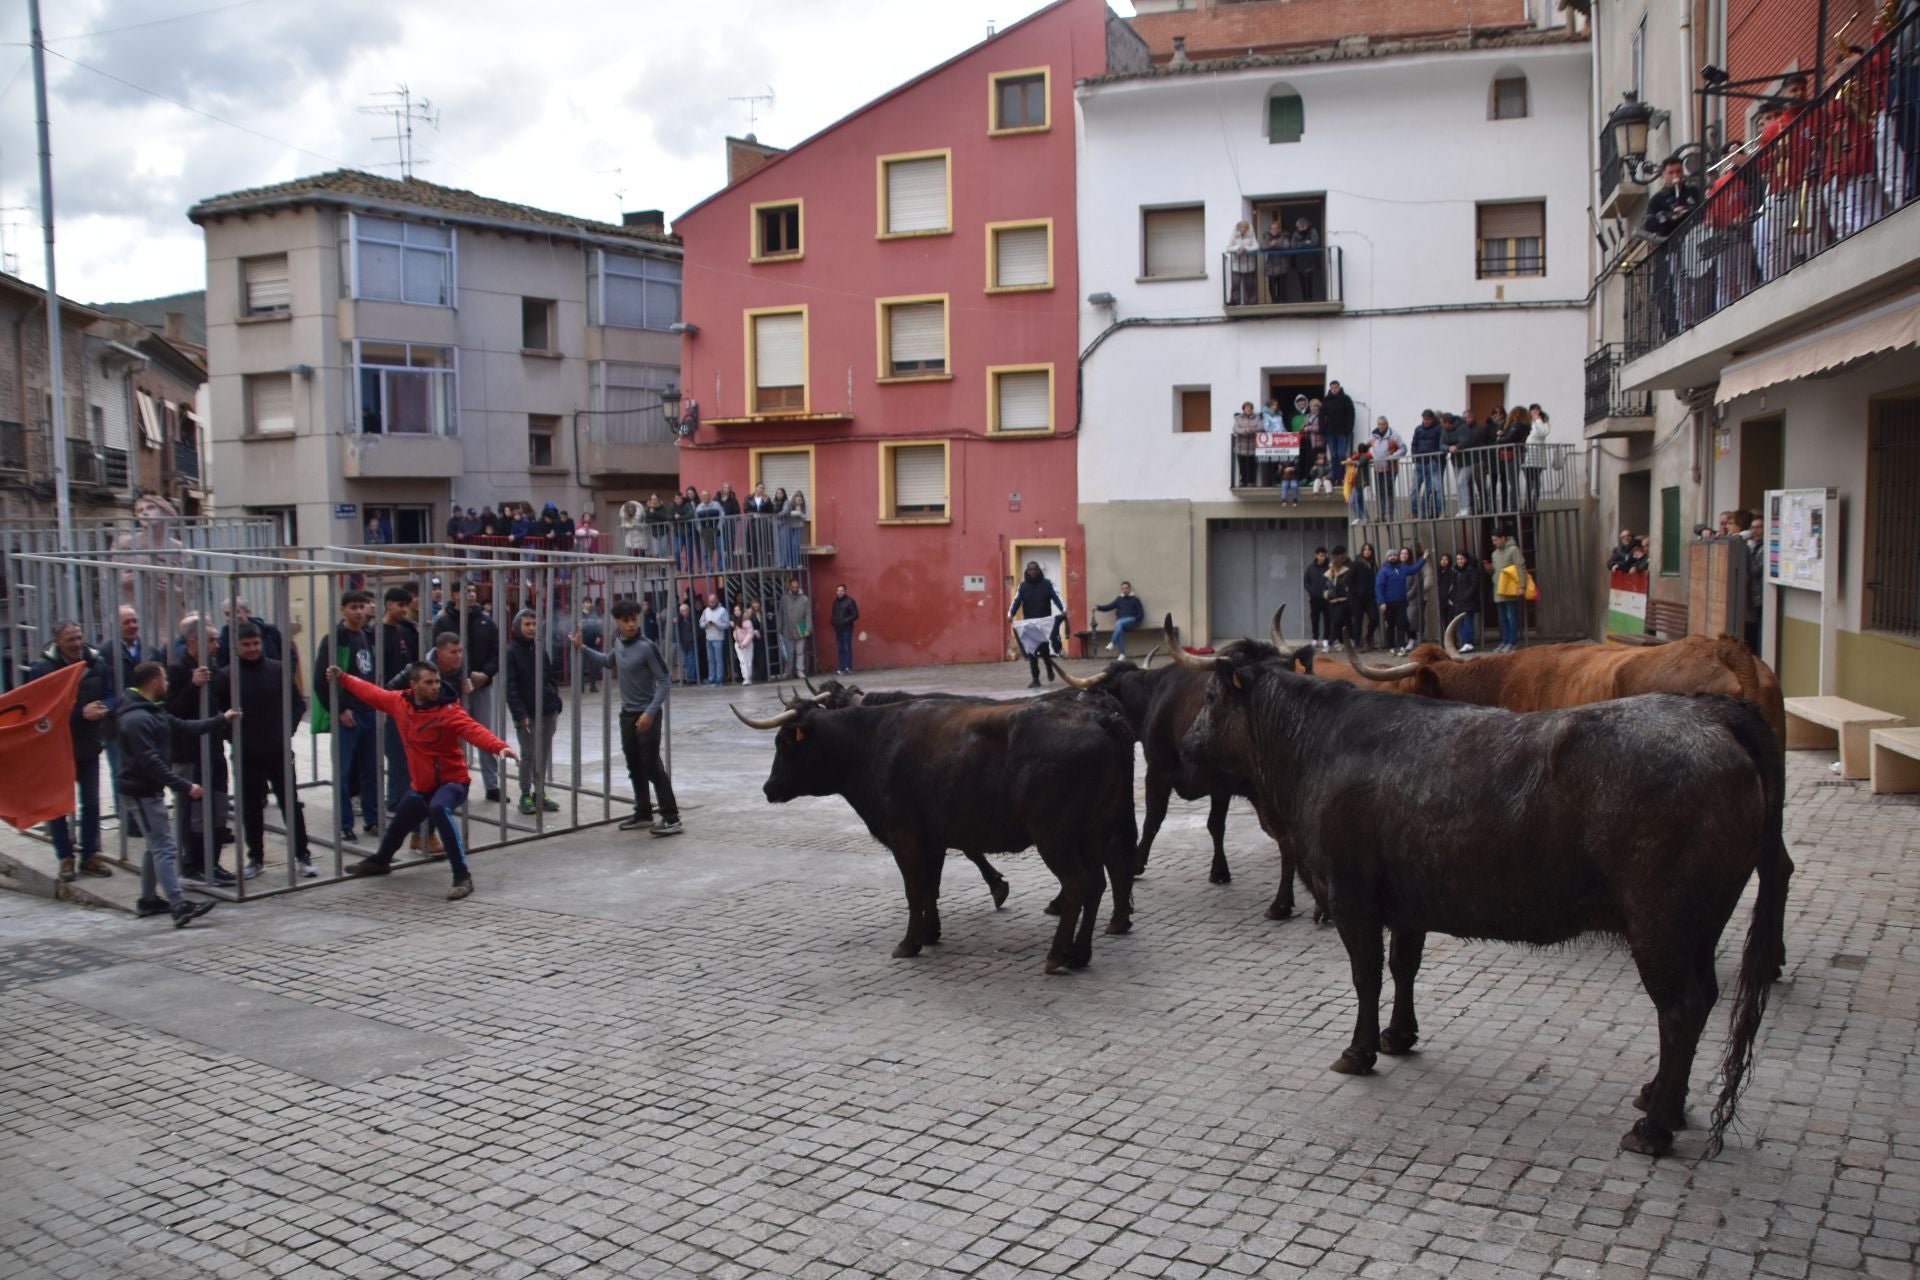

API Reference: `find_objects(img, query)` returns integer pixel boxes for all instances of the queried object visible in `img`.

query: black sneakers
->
[345,858,392,877]
[172,901,216,929]
[135,896,170,919]
[649,818,683,837]
[618,812,653,831]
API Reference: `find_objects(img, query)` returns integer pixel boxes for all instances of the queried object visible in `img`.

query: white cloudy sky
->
[0,0,1129,305]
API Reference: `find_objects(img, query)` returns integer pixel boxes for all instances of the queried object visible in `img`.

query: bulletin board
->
[1766,488,1829,592]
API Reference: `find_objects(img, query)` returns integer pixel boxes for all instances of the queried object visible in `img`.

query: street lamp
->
[662,384,699,438]
[1606,92,1672,184]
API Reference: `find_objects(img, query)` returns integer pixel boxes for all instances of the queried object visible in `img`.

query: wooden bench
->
[1783,696,1907,780]
[1869,728,1920,795]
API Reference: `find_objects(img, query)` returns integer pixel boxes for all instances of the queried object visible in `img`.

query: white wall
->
[1075,42,1592,503]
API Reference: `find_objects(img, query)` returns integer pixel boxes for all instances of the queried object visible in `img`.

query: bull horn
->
[1058,666,1107,690]
[1344,642,1421,682]
[803,674,820,694]
[1141,644,1163,670]
[730,703,799,731]
[1444,613,1467,660]
[1167,639,1211,670]
[1270,604,1292,651]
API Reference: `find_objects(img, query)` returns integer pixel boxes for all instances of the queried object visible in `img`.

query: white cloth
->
[1012,616,1056,656]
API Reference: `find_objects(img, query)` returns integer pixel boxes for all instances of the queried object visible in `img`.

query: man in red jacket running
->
[327,661,517,900]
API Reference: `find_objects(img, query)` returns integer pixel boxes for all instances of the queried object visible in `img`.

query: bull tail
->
[1706,719,1789,1158]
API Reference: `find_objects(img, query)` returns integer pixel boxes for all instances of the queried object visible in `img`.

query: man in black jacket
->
[1304,548,1332,650]
[1641,157,1701,342]
[226,623,316,879]
[504,608,564,816]
[168,616,235,886]
[1319,379,1356,472]
[830,584,860,675]
[29,622,115,882]
[314,589,379,841]
[433,585,502,800]
[120,660,238,926]
[1008,562,1065,688]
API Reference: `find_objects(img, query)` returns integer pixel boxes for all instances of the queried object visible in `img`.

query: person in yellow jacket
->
[1491,528,1528,653]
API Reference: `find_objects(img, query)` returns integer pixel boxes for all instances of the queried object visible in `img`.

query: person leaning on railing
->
[1231,401,1260,487]
[1522,405,1552,510]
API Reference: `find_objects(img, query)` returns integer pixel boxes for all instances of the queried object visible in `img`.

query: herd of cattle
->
[729,611,1791,1161]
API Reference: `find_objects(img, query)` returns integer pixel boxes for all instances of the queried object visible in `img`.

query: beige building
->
[190,171,683,545]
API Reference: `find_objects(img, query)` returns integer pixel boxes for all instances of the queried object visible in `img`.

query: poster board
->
[1766,487,1829,591]
[1254,431,1301,462]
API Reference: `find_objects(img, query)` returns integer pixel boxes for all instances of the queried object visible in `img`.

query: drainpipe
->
[1677,3,1694,148]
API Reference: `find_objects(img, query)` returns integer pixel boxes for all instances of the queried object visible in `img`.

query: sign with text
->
[1255,431,1301,462]
[1766,487,1831,592]
[333,503,358,518]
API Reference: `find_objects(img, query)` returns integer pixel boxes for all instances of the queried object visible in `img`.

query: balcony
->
[340,431,464,479]
[1220,246,1345,315]
[1623,9,1920,387]
[1233,440,1581,519]
[1583,344,1653,438]
[582,407,678,481]
[174,439,201,482]
[0,421,24,472]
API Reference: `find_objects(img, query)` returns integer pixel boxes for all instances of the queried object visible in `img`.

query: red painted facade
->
[674,0,1114,668]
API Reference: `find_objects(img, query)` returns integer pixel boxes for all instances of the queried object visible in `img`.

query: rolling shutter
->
[1143,207,1205,277]
[996,370,1051,432]
[1478,202,1544,239]
[250,374,294,434]
[887,302,945,370]
[245,255,291,313]
[995,225,1049,287]
[757,451,810,502]
[90,362,129,452]
[886,157,949,234]
[893,446,946,511]
[754,313,805,390]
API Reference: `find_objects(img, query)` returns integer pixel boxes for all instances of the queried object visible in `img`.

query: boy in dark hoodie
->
[224,622,316,879]
[313,589,379,842]
[504,608,564,816]
[120,661,239,926]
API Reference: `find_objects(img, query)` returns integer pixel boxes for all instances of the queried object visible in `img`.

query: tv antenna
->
[728,86,775,138]
[596,166,626,209]
[360,84,439,179]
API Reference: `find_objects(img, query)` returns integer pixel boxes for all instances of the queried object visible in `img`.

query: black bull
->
[1180,655,1785,1158]
[734,694,1138,973]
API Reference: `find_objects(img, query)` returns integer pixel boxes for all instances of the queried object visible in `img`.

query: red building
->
[674,0,1144,668]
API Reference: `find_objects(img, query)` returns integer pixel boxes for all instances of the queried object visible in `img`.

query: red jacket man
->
[330,662,516,900]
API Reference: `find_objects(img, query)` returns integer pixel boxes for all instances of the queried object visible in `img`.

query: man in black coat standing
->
[225,623,316,878]
[167,616,233,886]
[29,621,115,882]
[1318,379,1357,475]
[830,584,861,675]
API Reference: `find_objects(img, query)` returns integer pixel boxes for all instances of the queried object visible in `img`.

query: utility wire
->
[46,0,279,42]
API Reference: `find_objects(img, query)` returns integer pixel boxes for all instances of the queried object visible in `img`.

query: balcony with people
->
[1220,199,1344,315]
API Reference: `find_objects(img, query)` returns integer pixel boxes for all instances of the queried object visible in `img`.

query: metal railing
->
[175,440,200,481]
[1265,440,1581,522]
[1626,8,1919,356]
[0,421,24,471]
[1221,245,1344,309]
[1584,345,1653,424]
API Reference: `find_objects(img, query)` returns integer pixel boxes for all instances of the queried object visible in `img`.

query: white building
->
[191,171,683,545]
[1074,25,1592,644]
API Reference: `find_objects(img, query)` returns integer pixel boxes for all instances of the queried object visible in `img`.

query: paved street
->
[2,659,1918,1280]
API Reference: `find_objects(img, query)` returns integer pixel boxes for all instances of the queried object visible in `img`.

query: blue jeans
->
[835,629,854,672]
[335,717,379,834]
[705,637,726,685]
[1325,435,1350,471]
[1497,601,1520,648]
[368,783,471,881]
[1109,615,1139,656]
[1455,613,1476,648]
[1414,459,1442,517]
[47,751,102,861]
[680,643,698,683]
[1279,479,1299,502]
[1348,484,1367,522]
[129,792,185,908]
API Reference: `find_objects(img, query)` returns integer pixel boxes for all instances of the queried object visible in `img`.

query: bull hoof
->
[1209,868,1232,885]
[892,941,922,959]
[1045,955,1069,975]
[1313,909,1333,926]
[1619,1119,1673,1157]
[1330,1051,1376,1076]
[1104,917,1132,935]
[1132,861,1149,878]
[1265,904,1294,921]
[1044,896,1063,917]
[1632,1084,1652,1112]
[1067,950,1091,970]
[990,880,1010,909]
[1379,1028,1419,1056]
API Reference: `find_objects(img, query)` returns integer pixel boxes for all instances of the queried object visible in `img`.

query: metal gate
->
[1206,517,1347,645]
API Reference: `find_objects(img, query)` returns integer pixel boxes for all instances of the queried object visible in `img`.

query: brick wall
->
[1129,0,1531,60]
[1725,0,1876,142]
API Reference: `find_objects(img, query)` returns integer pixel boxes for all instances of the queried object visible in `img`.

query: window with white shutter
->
[881,153,951,236]
[751,310,807,413]
[753,448,815,541]
[881,298,947,377]
[247,373,294,435]
[991,367,1053,433]
[989,222,1051,290]
[1142,205,1206,279]
[243,255,291,316]
[1475,201,1545,278]
[883,442,948,519]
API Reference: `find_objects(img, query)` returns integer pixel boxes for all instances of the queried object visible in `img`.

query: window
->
[365,505,433,546]
[594,361,678,443]
[752,200,803,260]
[1866,395,1920,637]
[1179,388,1212,434]
[1476,201,1546,278]
[986,220,1052,291]
[1491,74,1529,120]
[602,253,680,330]
[751,446,815,541]
[988,365,1054,434]
[529,413,559,468]
[522,298,554,351]
[989,68,1049,133]
[1142,205,1205,279]
[878,151,952,237]
[880,441,950,521]
[242,254,291,316]
[353,215,454,307]
[747,308,807,414]
[1267,89,1304,144]
[877,296,949,380]
[1660,486,1681,577]
[355,340,456,435]
[1631,16,1647,100]
[245,373,294,435]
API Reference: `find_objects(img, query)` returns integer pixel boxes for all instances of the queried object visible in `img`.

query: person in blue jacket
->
[1375,545,1427,656]
[1094,582,1146,657]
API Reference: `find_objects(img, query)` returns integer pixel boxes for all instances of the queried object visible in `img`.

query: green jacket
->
[1492,544,1528,600]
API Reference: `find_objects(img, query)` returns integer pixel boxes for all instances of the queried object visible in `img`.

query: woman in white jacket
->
[1522,406,1552,511]
[1226,222,1259,306]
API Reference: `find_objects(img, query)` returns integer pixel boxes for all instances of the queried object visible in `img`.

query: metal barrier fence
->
[1231,440,1579,520]
[8,541,672,902]
[1220,246,1344,309]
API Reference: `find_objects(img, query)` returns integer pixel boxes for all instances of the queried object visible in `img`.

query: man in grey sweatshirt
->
[576,598,681,835]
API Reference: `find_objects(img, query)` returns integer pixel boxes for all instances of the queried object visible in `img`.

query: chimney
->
[164,312,186,341]
[1169,35,1189,65]
[726,135,786,185]
[622,210,666,234]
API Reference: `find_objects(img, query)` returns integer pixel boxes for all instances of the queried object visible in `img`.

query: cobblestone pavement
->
[2,660,1918,1279]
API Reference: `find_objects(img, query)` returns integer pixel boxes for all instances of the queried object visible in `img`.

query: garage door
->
[1206,517,1345,645]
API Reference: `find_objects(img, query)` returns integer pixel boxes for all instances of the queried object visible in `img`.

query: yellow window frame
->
[985,363,1056,436]
[988,66,1052,136]
[875,148,954,240]
[874,293,953,384]
[877,437,952,525]
[749,443,817,545]
[749,198,805,263]
[984,218,1055,293]
[743,304,810,416]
